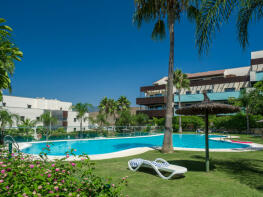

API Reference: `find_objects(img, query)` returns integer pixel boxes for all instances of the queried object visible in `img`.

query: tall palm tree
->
[133,0,200,153]
[0,110,19,144]
[0,18,23,100]
[19,118,38,137]
[173,69,190,133]
[196,0,263,53]
[40,112,57,141]
[117,96,131,112]
[71,103,93,138]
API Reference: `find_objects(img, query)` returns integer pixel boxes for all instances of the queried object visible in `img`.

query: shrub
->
[172,116,204,132]
[0,146,127,196]
[211,113,263,132]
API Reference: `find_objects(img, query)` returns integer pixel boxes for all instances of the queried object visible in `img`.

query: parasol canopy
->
[176,101,240,115]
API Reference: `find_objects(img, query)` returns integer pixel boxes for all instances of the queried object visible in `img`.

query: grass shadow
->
[212,158,263,191]
[168,160,215,172]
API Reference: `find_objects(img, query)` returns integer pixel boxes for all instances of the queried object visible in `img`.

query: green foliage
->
[133,1,200,40]
[173,69,190,92]
[0,110,19,144]
[116,96,130,112]
[196,0,263,53]
[0,147,127,196]
[172,116,204,131]
[99,96,131,124]
[71,103,92,121]
[211,113,263,131]
[133,113,149,126]
[40,112,57,128]
[18,118,38,136]
[0,18,23,99]
[115,111,134,126]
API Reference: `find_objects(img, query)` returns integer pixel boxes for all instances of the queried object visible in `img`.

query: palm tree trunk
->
[178,92,182,133]
[162,16,174,154]
[80,119,83,138]
[246,107,250,134]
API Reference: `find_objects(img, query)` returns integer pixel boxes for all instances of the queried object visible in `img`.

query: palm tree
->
[0,18,23,100]
[19,118,38,137]
[228,89,251,133]
[196,0,263,53]
[0,110,19,144]
[134,0,200,153]
[99,97,110,119]
[96,113,109,128]
[173,69,190,133]
[117,96,131,112]
[71,103,93,138]
[99,97,118,123]
[40,112,57,141]
[107,99,117,123]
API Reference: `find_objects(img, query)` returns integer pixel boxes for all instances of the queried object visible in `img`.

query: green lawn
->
[91,135,263,197]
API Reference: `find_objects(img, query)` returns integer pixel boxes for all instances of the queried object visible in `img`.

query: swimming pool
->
[21,134,250,156]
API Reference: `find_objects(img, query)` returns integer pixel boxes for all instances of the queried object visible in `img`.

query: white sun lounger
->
[128,158,187,180]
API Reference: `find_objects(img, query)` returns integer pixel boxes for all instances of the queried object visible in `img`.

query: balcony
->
[190,76,249,87]
[174,91,240,103]
[136,96,167,105]
[137,109,166,118]
[140,84,166,92]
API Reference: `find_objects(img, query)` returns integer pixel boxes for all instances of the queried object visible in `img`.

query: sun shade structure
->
[176,92,240,172]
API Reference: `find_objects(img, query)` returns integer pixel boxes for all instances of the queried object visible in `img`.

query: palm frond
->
[152,20,166,40]
[196,0,238,54]
[237,0,263,48]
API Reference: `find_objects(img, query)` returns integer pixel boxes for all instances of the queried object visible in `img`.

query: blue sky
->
[2,0,263,106]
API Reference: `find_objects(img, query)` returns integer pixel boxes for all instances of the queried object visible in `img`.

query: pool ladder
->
[4,135,20,153]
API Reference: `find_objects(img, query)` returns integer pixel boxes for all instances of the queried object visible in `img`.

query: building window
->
[196,91,200,94]
[74,128,76,131]
[83,127,85,131]
[20,116,25,121]
[36,117,40,121]
[60,107,62,110]
[27,105,32,109]
[74,118,77,122]
[186,91,191,95]
[207,89,213,93]
[2,102,6,107]
[224,88,235,92]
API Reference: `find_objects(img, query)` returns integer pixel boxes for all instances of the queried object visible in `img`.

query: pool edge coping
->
[18,134,263,161]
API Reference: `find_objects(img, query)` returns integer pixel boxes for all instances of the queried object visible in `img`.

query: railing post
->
[8,142,12,159]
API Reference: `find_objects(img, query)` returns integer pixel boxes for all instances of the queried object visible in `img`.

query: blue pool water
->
[22,134,249,156]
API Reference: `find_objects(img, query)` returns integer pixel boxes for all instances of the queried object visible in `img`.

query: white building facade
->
[1,95,89,132]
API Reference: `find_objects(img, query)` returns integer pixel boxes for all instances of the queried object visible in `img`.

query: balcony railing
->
[140,84,166,92]
[136,96,167,105]
[190,76,249,87]
[174,91,241,103]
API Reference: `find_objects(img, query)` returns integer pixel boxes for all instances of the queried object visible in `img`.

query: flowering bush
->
[0,145,127,196]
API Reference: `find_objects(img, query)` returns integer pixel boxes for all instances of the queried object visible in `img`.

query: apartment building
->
[136,50,263,118]
[0,95,89,132]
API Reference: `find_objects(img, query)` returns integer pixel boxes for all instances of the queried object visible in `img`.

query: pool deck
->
[18,134,263,161]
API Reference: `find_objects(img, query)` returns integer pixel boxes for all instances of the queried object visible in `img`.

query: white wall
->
[2,95,72,111]
[251,50,263,59]
[67,111,89,132]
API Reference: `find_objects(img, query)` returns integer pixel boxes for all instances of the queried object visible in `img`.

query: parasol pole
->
[205,109,209,172]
